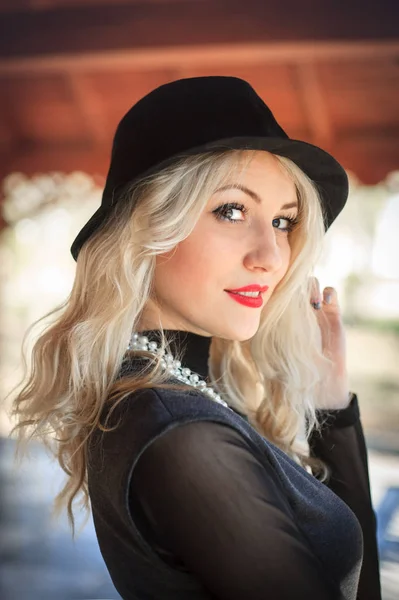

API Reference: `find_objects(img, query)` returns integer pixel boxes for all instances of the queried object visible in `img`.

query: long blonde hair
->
[7,149,334,538]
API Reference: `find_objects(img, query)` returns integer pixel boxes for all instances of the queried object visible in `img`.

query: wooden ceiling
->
[0,0,398,224]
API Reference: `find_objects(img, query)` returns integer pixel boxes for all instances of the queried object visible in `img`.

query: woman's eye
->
[212,202,248,224]
[272,215,299,233]
[213,202,299,233]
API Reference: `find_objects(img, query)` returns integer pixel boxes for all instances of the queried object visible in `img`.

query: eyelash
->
[212,202,299,232]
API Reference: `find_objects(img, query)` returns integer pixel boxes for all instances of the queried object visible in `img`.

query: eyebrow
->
[214,184,298,210]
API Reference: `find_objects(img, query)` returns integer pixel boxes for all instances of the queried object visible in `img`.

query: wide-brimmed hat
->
[70,76,348,261]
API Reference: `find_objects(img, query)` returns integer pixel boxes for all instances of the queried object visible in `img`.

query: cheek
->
[154,239,215,296]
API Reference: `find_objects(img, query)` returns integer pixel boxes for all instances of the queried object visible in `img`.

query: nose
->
[242,225,285,274]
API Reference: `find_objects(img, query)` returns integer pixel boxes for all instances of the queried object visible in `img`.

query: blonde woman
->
[10,77,381,599]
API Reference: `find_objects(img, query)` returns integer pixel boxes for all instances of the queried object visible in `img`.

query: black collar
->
[138,329,212,380]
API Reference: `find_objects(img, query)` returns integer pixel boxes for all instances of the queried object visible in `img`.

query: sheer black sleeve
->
[130,421,338,600]
[309,393,381,600]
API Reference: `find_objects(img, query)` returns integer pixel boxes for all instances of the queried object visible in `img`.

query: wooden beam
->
[1,40,399,75]
[0,0,398,63]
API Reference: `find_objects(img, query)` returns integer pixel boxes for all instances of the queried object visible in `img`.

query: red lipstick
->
[224,284,269,308]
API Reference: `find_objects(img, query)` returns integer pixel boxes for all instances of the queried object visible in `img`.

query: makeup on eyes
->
[212,201,299,232]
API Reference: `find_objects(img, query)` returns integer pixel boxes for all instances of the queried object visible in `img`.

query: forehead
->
[218,151,298,201]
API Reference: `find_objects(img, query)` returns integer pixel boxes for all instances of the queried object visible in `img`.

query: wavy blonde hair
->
[7,149,335,538]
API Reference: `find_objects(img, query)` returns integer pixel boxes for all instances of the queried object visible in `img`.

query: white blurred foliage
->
[315,171,399,319]
[1,171,102,317]
[0,172,103,435]
[372,191,399,280]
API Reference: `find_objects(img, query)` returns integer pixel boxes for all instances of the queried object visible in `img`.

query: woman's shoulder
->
[96,374,274,470]
[99,358,286,472]
[115,381,247,439]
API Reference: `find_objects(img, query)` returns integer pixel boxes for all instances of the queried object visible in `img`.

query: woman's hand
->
[310,277,352,411]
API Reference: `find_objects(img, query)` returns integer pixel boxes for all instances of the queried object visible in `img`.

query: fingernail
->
[325,293,332,304]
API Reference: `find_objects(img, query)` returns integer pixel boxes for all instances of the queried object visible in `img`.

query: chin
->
[223,322,260,343]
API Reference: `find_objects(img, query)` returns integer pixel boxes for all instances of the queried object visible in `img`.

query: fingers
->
[310,277,339,310]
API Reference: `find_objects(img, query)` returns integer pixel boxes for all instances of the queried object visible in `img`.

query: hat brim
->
[199,136,348,222]
[70,136,348,261]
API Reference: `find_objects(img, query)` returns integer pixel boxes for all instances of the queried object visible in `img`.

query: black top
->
[126,329,381,599]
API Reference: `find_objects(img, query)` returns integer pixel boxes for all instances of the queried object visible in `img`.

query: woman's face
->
[142,151,299,341]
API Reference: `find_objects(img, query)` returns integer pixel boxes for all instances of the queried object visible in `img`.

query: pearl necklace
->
[127,332,231,409]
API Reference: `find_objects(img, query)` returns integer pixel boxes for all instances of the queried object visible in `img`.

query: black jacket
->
[87,330,381,599]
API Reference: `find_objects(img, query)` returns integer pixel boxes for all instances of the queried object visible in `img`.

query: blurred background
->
[0,0,398,598]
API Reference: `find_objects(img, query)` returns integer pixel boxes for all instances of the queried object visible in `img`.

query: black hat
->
[70,76,348,261]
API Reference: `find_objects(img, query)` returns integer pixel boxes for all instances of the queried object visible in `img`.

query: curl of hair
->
[7,149,334,538]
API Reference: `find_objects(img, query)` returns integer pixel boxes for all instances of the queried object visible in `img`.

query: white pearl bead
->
[182,367,191,376]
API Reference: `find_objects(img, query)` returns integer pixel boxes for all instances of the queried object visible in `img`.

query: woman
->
[10,76,381,599]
